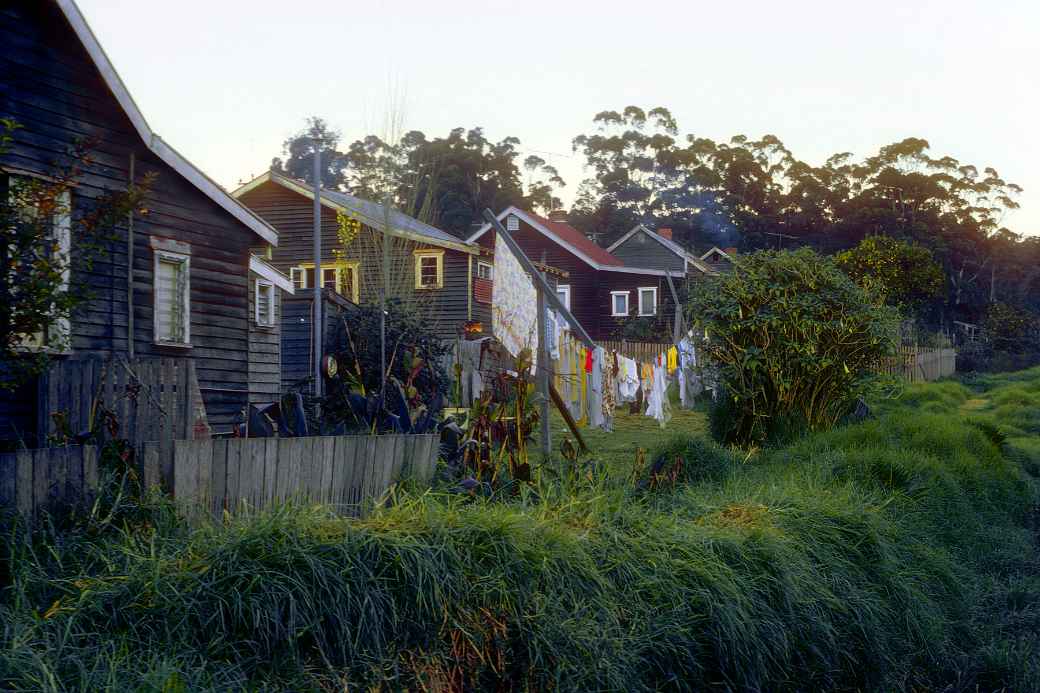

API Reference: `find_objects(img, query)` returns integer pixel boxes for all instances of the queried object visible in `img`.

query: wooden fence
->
[173,433,439,518]
[876,346,957,383]
[42,356,207,489]
[596,340,673,364]
[0,446,98,521]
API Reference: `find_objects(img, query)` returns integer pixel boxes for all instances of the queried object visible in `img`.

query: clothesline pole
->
[536,281,551,457]
[482,208,595,350]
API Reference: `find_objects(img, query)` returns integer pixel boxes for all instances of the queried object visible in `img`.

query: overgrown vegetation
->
[2,369,1038,691]
[689,248,899,446]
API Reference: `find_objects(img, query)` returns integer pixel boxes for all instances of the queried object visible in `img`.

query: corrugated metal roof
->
[319,189,462,248]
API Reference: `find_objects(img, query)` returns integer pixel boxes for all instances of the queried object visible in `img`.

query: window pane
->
[322,268,337,289]
[420,257,438,286]
[157,259,182,341]
[342,267,355,299]
[291,269,305,289]
[640,290,655,315]
[305,268,316,289]
[613,294,626,315]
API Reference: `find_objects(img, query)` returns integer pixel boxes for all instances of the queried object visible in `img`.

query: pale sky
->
[77,0,1038,236]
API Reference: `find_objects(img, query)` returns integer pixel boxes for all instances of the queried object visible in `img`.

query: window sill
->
[154,341,193,350]
[415,285,443,291]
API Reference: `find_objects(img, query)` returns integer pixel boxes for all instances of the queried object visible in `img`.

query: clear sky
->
[77,0,1038,236]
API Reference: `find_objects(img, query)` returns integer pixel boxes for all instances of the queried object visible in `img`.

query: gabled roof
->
[249,255,294,294]
[54,0,278,246]
[468,206,625,269]
[608,224,716,275]
[233,171,476,254]
[700,246,736,262]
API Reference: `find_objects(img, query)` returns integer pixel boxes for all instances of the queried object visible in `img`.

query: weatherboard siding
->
[0,0,261,435]
[237,180,473,338]
[610,230,686,273]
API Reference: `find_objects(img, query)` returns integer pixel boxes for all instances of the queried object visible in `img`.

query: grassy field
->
[2,370,1039,691]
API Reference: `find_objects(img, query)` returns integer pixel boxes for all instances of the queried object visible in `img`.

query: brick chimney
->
[658,227,673,240]
[724,246,738,256]
[548,209,568,223]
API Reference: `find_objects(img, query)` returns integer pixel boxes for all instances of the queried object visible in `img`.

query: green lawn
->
[538,385,708,471]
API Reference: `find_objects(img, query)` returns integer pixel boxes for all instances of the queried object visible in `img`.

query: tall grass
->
[1,371,1038,691]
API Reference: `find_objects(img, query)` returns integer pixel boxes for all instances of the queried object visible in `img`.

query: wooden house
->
[1,0,289,445]
[233,171,491,342]
[469,209,715,341]
[699,246,738,272]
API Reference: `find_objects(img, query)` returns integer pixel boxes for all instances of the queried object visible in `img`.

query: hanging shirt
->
[588,346,605,429]
[617,357,640,402]
[602,351,617,420]
[667,346,678,374]
[584,348,594,374]
[645,363,672,427]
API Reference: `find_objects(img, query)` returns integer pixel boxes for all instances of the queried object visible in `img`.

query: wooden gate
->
[40,357,208,489]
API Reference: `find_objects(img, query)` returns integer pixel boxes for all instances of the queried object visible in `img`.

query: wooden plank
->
[83,445,99,510]
[372,436,396,502]
[179,361,193,439]
[0,453,15,509]
[161,359,176,489]
[15,450,33,518]
[329,436,347,509]
[224,440,242,513]
[319,436,335,504]
[173,439,196,502]
[288,437,304,505]
[210,439,228,518]
[262,438,278,510]
[47,361,59,443]
[416,434,437,483]
[275,437,294,504]
[33,449,50,518]
[357,436,373,503]
[142,442,161,492]
[194,439,213,513]
[66,445,83,509]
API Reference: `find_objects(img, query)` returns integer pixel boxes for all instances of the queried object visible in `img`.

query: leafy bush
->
[321,299,450,431]
[834,235,944,308]
[688,248,899,445]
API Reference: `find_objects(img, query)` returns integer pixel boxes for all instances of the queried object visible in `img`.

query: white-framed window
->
[152,241,191,346]
[556,284,571,311]
[638,286,657,316]
[290,267,305,290]
[477,261,493,281]
[6,175,72,351]
[506,215,519,231]
[255,279,275,327]
[611,290,630,317]
[414,249,444,289]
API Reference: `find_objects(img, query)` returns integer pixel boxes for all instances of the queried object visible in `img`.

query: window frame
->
[152,245,191,347]
[6,174,72,352]
[413,249,444,290]
[556,284,571,311]
[506,215,519,231]
[638,286,658,317]
[254,278,275,328]
[476,260,494,281]
[610,290,630,317]
[290,261,360,302]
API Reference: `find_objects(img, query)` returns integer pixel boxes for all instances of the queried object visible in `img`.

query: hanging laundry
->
[645,362,671,427]
[666,346,678,374]
[546,310,560,360]
[601,351,617,427]
[617,357,639,403]
[584,348,594,374]
[587,347,606,429]
[492,232,538,366]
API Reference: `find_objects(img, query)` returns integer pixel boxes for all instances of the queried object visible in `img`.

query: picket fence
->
[876,346,957,383]
[173,433,439,518]
[0,446,99,520]
[596,340,673,364]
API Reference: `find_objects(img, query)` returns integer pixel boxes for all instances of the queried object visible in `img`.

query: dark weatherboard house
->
[469,208,716,340]
[233,171,490,356]
[1,0,289,442]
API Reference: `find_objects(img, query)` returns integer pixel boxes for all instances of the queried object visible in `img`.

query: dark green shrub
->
[688,248,898,446]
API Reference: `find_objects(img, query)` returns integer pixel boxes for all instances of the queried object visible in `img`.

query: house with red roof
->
[468,208,715,340]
